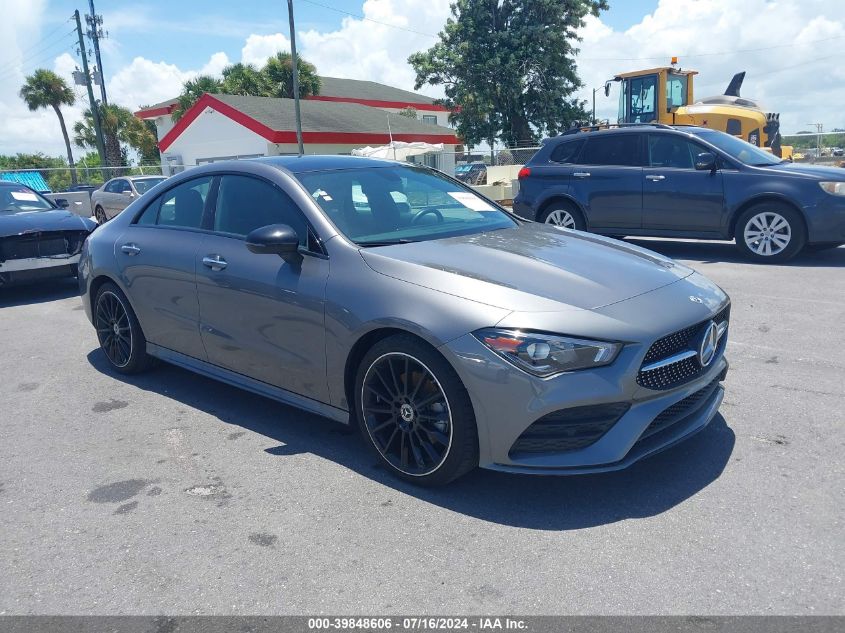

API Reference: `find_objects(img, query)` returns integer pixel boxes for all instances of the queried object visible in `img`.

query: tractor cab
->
[612,61,697,124]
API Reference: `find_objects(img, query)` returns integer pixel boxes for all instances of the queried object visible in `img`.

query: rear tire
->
[540,202,586,231]
[94,282,153,374]
[735,202,806,262]
[94,205,107,225]
[353,334,478,486]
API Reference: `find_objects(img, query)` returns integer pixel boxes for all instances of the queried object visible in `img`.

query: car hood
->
[0,208,93,237]
[760,162,845,180]
[359,223,694,312]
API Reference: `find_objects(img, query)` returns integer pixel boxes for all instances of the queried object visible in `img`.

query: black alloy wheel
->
[362,352,452,476]
[96,290,132,368]
[94,282,153,374]
[355,335,478,485]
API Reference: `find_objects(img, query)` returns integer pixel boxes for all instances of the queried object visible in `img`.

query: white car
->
[91,176,166,223]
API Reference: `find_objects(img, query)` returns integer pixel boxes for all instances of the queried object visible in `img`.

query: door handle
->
[202,255,228,271]
[645,174,666,181]
[573,172,591,178]
[120,243,141,256]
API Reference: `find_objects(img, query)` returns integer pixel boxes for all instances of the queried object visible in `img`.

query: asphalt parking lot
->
[0,240,842,615]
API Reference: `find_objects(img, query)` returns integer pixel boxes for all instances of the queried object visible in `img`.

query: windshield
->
[0,183,55,213]
[132,177,165,194]
[694,130,782,166]
[297,165,517,246]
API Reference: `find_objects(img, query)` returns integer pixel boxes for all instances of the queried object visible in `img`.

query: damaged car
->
[0,181,95,287]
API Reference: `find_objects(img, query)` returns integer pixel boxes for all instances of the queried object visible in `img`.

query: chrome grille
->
[637,305,729,391]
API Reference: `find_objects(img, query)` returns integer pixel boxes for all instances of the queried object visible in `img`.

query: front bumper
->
[805,195,845,243]
[0,253,81,273]
[441,331,728,475]
[0,254,81,285]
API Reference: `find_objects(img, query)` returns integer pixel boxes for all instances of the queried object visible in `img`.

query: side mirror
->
[246,223,300,259]
[54,198,69,208]
[695,152,718,172]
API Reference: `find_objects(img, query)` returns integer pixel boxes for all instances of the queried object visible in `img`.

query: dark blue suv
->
[513,124,845,262]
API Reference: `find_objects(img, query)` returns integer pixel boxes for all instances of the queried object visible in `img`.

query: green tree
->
[171,75,223,121]
[262,52,321,99]
[74,104,159,169]
[397,106,418,119]
[409,0,607,146]
[18,69,78,185]
[222,63,271,96]
[0,152,71,191]
[170,54,321,123]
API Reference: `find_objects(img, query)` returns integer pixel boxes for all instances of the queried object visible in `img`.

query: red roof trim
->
[134,104,176,119]
[158,93,459,152]
[306,95,449,112]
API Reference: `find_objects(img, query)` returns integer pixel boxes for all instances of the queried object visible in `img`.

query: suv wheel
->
[540,203,585,230]
[735,203,805,262]
[354,334,478,486]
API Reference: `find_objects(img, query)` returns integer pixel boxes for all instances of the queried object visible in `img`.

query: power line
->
[0,30,77,76]
[299,0,439,38]
[0,38,76,83]
[579,35,845,61]
[8,19,73,63]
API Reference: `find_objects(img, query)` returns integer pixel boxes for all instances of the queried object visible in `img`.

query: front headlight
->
[819,182,845,196]
[473,328,622,377]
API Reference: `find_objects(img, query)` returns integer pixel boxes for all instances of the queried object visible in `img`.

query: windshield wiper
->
[357,238,417,247]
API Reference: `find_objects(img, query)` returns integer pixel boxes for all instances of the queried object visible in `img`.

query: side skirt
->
[146,343,350,424]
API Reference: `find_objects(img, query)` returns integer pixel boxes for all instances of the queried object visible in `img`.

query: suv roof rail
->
[560,122,674,136]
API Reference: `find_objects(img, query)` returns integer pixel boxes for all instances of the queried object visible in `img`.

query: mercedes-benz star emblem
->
[698,321,719,368]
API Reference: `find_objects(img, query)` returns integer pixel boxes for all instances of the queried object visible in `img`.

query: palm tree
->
[171,75,223,121]
[222,63,271,97]
[19,69,78,185]
[262,52,321,99]
[74,103,159,169]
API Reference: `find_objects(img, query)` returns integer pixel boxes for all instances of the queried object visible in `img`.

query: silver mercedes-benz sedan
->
[79,156,730,485]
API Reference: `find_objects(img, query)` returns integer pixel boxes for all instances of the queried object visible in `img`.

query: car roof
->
[547,124,710,144]
[254,155,403,174]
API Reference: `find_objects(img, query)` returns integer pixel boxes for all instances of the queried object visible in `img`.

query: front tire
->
[540,202,586,231]
[354,334,478,486]
[735,203,805,262]
[94,282,153,374]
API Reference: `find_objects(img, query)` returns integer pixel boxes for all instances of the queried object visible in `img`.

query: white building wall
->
[162,107,269,169]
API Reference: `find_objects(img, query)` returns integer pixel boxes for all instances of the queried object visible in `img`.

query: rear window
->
[580,135,640,166]
[549,140,584,164]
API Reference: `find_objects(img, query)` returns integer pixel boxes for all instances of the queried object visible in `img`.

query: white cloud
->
[575,0,845,133]
[2,0,844,160]
[241,33,291,67]
[296,0,451,96]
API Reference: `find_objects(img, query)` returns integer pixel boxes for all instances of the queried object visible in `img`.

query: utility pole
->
[74,9,107,178]
[807,123,823,161]
[287,0,304,156]
[86,0,108,105]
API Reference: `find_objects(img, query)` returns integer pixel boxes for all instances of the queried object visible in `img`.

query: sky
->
[1,0,843,158]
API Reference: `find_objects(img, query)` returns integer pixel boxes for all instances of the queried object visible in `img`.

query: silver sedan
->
[79,156,730,485]
[91,176,166,223]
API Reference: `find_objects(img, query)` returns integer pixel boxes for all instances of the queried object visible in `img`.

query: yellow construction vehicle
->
[605,59,792,159]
